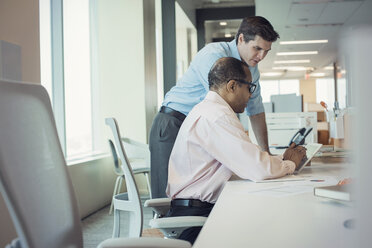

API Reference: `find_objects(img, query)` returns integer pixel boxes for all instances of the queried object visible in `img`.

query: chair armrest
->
[98,237,191,248]
[144,198,171,207]
[129,158,150,171]
[149,216,207,239]
[149,216,207,229]
[144,198,171,217]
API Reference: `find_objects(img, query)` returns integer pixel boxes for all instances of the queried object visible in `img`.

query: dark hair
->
[235,16,279,44]
[208,57,249,90]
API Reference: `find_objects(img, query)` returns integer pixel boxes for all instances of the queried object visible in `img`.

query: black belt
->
[171,199,214,208]
[160,106,186,122]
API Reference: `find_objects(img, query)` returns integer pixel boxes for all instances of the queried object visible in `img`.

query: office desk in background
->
[194,162,356,248]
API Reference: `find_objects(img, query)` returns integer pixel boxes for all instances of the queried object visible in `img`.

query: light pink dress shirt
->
[166,91,295,203]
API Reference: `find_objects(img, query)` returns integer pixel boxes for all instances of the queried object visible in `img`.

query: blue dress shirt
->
[162,39,264,116]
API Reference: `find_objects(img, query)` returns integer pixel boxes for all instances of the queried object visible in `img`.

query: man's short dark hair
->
[208,57,248,90]
[235,16,279,44]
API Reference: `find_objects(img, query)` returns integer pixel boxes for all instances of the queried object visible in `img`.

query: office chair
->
[105,118,207,239]
[108,138,151,215]
[121,137,152,199]
[0,79,191,248]
[105,118,144,238]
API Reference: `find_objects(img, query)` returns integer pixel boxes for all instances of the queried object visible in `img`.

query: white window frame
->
[50,0,66,154]
[42,0,104,161]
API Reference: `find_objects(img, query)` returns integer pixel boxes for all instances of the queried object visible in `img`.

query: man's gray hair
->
[208,57,248,90]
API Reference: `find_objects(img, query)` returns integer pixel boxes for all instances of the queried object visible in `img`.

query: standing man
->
[149,16,279,198]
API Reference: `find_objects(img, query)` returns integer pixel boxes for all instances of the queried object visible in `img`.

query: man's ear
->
[226,80,237,93]
[238,33,244,44]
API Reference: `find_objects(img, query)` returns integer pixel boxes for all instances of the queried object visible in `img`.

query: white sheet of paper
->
[248,185,314,197]
[253,174,307,183]
[242,176,339,197]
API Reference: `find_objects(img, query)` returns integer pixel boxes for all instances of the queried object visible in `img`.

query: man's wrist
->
[284,160,296,174]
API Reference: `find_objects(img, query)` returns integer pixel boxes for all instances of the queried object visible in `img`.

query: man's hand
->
[283,143,307,169]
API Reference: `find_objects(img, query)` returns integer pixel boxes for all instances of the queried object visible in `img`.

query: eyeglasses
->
[230,79,257,94]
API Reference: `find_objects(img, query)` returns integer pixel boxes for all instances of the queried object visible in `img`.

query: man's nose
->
[257,50,265,60]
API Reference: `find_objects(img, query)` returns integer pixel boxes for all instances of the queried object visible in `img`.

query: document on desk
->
[253,175,307,183]
[244,176,339,198]
[249,185,315,197]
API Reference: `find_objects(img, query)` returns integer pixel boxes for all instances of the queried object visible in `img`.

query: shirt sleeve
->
[246,69,265,116]
[194,115,295,181]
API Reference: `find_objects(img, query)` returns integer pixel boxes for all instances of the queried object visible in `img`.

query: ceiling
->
[186,0,372,80]
[192,0,255,8]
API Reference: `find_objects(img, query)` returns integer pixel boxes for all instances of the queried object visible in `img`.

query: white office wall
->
[176,0,197,28]
[175,2,197,80]
[92,0,151,201]
[0,0,40,83]
[67,157,116,218]
[0,0,40,246]
[95,0,147,144]
[176,26,188,80]
[143,0,158,141]
[155,0,164,107]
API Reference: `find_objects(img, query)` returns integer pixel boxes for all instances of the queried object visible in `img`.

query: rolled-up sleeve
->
[246,68,264,116]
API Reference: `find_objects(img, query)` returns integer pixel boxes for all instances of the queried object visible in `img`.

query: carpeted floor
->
[82,200,162,248]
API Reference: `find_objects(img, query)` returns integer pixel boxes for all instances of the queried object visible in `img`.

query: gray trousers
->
[149,112,184,198]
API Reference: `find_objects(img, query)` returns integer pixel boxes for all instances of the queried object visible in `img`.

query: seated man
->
[165,57,306,244]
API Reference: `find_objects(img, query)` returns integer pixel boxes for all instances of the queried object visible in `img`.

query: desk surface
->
[194,162,356,248]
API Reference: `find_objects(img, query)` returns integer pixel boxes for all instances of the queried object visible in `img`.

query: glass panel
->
[63,0,92,158]
[279,79,299,95]
[316,78,335,109]
[260,80,279,102]
[39,0,52,102]
[338,78,346,109]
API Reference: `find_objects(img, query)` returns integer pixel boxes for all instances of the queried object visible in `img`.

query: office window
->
[39,0,52,100]
[63,0,93,158]
[260,79,299,102]
[316,78,346,109]
[278,79,300,95]
[40,0,97,160]
[260,80,279,102]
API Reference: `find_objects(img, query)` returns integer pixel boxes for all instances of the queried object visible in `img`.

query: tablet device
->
[294,143,322,174]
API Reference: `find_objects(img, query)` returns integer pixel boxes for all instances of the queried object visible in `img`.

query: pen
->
[310,179,325,182]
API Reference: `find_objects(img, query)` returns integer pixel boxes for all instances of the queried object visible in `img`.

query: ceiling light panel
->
[277,51,318,56]
[219,21,227,26]
[274,60,310,64]
[280,40,328,45]
[273,66,314,71]
[261,72,283,77]
[310,72,326,77]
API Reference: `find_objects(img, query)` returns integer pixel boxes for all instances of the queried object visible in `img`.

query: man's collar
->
[205,91,235,114]
[229,39,240,60]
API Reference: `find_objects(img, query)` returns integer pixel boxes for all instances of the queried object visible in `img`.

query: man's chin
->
[248,60,259,67]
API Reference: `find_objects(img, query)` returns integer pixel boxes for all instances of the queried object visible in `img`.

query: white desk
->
[194,162,356,248]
